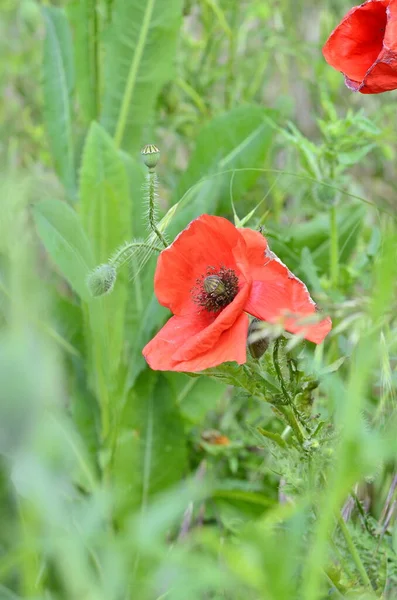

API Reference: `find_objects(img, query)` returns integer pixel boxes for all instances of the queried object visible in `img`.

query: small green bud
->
[203,275,225,296]
[87,264,116,297]
[248,318,269,359]
[141,144,160,170]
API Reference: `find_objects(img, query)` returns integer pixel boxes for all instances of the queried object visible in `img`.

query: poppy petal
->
[347,52,397,93]
[172,282,250,362]
[142,311,249,372]
[244,250,332,344]
[154,214,249,316]
[323,1,388,82]
[238,227,269,279]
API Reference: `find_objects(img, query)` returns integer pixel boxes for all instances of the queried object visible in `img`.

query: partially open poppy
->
[142,215,332,372]
[323,0,397,94]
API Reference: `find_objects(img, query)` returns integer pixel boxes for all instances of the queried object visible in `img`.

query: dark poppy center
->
[191,266,239,313]
[335,2,387,82]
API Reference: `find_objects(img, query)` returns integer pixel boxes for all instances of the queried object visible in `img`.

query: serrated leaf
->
[33,199,94,300]
[101,0,184,150]
[42,7,76,198]
[113,371,188,524]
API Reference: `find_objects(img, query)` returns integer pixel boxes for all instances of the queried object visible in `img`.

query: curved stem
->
[110,240,162,268]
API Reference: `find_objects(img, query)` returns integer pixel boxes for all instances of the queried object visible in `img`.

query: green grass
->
[0,1,396,599]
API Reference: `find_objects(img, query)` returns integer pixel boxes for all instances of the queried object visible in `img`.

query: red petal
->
[154,215,249,316]
[350,51,397,93]
[323,0,388,83]
[172,282,250,361]
[142,311,248,372]
[244,250,331,344]
[238,228,270,279]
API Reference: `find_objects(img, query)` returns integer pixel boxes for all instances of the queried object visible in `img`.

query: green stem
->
[147,172,168,247]
[330,204,339,287]
[278,405,306,446]
[337,514,373,590]
[273,338,290,403]
[110,240,163,268]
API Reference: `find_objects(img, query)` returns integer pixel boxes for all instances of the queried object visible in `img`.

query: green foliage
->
[171,105,277,233]
[33,198,94,301]
[67,0,100,123]
[113,371,188,523]
[101,0,184,150]
[42,6,76,198]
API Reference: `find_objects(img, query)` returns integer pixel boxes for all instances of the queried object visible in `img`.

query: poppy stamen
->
[192,266,239,313]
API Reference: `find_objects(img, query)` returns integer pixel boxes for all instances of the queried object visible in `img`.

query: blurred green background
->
[0,0,396,598]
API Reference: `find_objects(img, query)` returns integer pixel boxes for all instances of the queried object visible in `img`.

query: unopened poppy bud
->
[203,275,225,296]
[141,144,160,171]
[248,318,269,359]
[87,264,116,297]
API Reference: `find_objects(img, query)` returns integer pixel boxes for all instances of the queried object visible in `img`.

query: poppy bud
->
[87,264,116,297]
[203,275,225,296]
[248,318,269,359]
[141,144,160,171]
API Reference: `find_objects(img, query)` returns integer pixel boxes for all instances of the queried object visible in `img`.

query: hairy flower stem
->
[110,240,163,268]
[272,339,309,444]
[147,171,167,248]
[273,339,290,403]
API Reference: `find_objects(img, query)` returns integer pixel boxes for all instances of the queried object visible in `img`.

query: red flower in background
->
[323,0,397,94]
[142,216,331,372]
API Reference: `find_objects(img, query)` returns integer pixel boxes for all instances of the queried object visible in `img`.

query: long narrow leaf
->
[42,7,76,198]
[67,0,99,123]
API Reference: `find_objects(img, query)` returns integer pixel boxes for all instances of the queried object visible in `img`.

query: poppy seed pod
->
[203,275,226,295]
[87,264,116,297]
[141,144,160,170]
[323,0,397,94]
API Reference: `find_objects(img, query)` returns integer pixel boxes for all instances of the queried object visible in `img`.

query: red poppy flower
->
[142,215,332,372]
[323,0,397,94]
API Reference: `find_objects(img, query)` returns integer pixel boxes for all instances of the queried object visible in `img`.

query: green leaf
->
[257,427,288,449]
[33,199,94,301]
[270,202,366,274]
[113,371,188,524]
[80,123,131,261]
[167,373,227,424]
[101,0,184,150]
[171,105,277,235]
[79,122,132,377]
[42,7,76,197]
[67,0,99,123]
